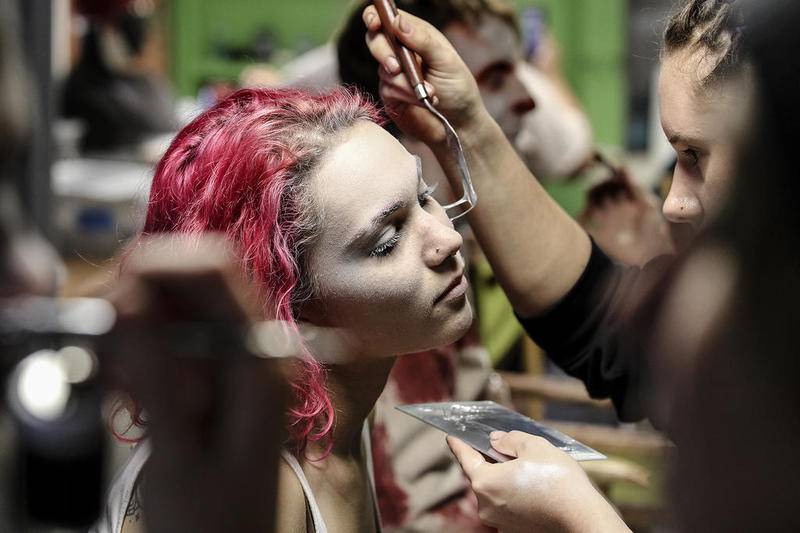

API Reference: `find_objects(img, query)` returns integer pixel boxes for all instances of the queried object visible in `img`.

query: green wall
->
[170,0,352,96]
[517,0,627,147]
[170,0,627,147]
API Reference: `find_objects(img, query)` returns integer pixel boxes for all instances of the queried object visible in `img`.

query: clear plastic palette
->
[397,400,606,462]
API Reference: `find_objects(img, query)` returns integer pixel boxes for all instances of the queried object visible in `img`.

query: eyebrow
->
[346,156,423,250]
[475,60,514,84]
[667,133,705,147]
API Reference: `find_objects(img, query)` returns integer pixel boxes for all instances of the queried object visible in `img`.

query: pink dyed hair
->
[135,87,383,456]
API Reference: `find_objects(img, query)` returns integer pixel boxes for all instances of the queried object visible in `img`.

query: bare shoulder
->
[274,457,309,533]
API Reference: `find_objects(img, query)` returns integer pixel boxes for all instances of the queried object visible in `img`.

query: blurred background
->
[14,1,682,530]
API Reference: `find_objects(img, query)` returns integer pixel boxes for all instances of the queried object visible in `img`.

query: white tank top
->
[90,423,379,533]
[88,441,151,533]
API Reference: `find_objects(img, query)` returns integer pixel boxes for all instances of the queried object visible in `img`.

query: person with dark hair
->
[62,0,176,152]
[659,1,800,530]
[339,0,533,142]
[449,0,799,529]
[338,0,599,191]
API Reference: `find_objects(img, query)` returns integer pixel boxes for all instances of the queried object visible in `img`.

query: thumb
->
[447,436,487,482]
[391,10,462,73]
[490,430,542,458]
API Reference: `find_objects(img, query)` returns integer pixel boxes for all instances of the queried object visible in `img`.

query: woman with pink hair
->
[104,86,473,533]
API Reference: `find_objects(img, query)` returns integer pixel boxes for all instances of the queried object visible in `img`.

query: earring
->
[436,248,440,254]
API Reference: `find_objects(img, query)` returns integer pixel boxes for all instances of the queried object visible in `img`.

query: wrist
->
[561,489,630,533]
[458,107,496,146]
[430,108,498,159]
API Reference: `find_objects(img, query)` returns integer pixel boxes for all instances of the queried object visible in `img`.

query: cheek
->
[701,151,735,216]
[319,257,427,328]
[479,88,510,121]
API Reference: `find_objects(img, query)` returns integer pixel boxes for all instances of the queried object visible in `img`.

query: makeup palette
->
[397,400,606,462]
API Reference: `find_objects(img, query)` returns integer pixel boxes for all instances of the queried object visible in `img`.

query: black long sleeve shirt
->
[517,240,673,423]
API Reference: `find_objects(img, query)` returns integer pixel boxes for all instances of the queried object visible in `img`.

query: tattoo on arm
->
[125,475,144,523]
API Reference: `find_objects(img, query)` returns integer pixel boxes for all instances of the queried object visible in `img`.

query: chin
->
[436,300,474,347]
[391,301,474,356]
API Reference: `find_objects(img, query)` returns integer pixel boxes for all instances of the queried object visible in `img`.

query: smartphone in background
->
[520,6,547,59]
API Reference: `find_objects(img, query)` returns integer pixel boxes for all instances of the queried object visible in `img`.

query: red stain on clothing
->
[370,422,409,527]
[390,346,456,404]
[435,489,498,533]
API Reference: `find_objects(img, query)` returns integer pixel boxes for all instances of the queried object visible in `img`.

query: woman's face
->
[302,121,473,357]
[658,48,747,252]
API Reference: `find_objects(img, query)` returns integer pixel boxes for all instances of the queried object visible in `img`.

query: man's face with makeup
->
[302,121,473,357]
[658,48,741,251]
[444,14,535,141]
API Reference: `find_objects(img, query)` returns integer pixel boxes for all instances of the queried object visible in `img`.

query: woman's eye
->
[370,184,437,258]
[370,229,402,257]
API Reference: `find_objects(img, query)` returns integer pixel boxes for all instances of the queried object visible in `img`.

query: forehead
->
[310,121,417,237]
[659,50,738,143]
[443,14,519,73]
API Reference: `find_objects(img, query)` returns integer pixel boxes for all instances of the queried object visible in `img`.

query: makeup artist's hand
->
[106,234,290,533]
[362,5,489,145]
[447,431,631,533]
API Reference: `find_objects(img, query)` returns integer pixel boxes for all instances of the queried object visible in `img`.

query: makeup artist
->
[362,0,756,530]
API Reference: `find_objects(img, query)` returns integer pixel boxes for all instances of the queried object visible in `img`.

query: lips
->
[434,272,468,305]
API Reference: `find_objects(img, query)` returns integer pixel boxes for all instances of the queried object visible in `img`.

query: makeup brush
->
[372,0,477,221]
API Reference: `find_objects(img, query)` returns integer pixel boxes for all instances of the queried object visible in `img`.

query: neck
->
[307,355,396,458]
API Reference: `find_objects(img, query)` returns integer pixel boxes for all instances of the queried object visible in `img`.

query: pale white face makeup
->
[658,48,745,252]
[302,121,473,358]
[445,15,536,141]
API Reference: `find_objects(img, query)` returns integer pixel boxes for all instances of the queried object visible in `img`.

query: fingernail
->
[397,13,412,34]
[490,431,507,441]
[432,95,440,107]
[424,81,435,94]
[386,56,401,74]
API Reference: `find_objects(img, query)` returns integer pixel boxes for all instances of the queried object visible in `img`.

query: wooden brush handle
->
[372,0,427,98]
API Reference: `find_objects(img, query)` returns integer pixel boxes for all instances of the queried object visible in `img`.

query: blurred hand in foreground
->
[104,234,291,533]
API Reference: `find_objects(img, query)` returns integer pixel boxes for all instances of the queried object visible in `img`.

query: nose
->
[662,175,703,227]
[421,213,463,268]
[509,70,536,116]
